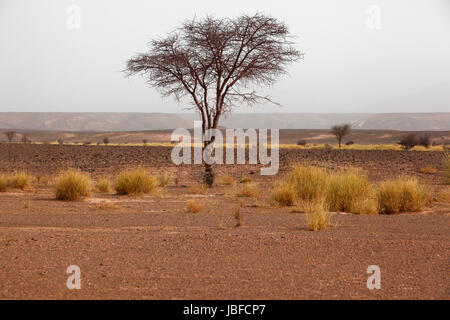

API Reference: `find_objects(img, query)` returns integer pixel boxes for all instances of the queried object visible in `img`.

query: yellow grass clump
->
[350,198,379,215]
[188,184,208,194]
[438,187,450,203]
[419,165,438,174]
[239,177,252,184]
[270,181,296,207]
[218,174,235,185]
[304,198,331,231]
[288,165,328,201]
[96,178,111,192]
[234,183,260,198]
[0,174,8,192]
[55,169,92,201]
[326,169,369,213]
[376,176,432,214]
[114,168,157,195]
[186,200,204,213]
[158,175,171,187]
[8,172,34,190]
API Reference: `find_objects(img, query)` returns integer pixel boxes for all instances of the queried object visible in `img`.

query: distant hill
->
[0,112,449,131]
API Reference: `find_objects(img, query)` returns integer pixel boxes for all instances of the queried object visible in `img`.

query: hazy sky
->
[1,0,449,113]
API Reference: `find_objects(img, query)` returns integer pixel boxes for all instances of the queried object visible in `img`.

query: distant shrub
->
[103,137,109,145]
[270,181,296,207]
[55,169,92,201]
[96,178,111,192]
[21,133,31,144]
[4,131,15,143]
[376,176,432,214]
[186,200,204,213]
[114,168,157,195]
[188,184,208,194]
[345,141,354,145]
[304,198,331,231]
[57,138,64,145]
[288,165,329,201]
[297,139,307,146]
[143,139,148,145]
[398,133,418,151]
[83,141,91,145]
[9,172,33,190]
[326,169,369,213]
[418,134,431,148]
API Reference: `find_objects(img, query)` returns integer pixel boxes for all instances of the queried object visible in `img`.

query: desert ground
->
[0,141,449,299]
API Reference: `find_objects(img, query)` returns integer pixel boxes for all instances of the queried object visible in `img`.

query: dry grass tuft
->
[0,174,8,192]
[376,176,432,214]
[218,174,235,185]
[96,178,111,192]
[327,169,369,213]
[234,204,243,227]
[114,168,157,195]
[8,172,34,190]
[419,165,438,174]
[288,165,328,201]
[270,181,296,207]
[55,169,92,201]
[304,198,331,231]
[239,177,252,184]
[438,187,450,203]
[351,198,378,215]
[158,175,171,187]
[188,184,208,194]
[234,183,260,198]
[186,200,204,213]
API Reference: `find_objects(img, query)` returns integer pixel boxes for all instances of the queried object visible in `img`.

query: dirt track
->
[0,144,448,299]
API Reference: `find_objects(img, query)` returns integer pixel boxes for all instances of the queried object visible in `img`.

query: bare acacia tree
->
[5,131,15,143]
[331,124,351,148]
[126,14,301,186]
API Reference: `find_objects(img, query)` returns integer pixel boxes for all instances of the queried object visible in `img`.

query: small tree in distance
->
[331,124,351,148]
[399,133,418,151]
[125,14,301,186]
[103,137,109,145]
[5,131,15,143]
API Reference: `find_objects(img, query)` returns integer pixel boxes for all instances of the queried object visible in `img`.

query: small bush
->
[351,198,378,215]
[158,175,171,187]
[345,141,354,146]
[234,205,243,226]
[55,169,92,201]
[288,165,328,201]
[270,181,296,207]
[418,134,431,148]
[376,176,432,214]
[399,134,418,151]
[96,178,111,192]
[218,174,235,185]
[9,172,33,190]
[304,198,331,231]
[114,168,157,195]
[0,174,8,192]
[235,183,260,198]
[297,139,307,146]
[186,200,204,213]
[326,169,369,212]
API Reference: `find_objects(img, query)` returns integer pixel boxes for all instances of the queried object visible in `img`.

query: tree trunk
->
[203,162,214,187]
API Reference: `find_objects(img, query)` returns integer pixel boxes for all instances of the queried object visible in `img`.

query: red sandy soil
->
[0,144,448,299]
